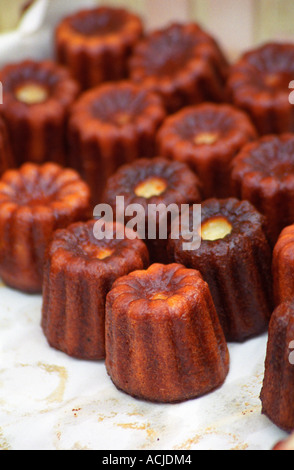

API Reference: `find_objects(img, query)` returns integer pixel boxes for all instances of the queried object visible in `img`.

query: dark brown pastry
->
[102,157,202,263]
[42,221,149,360]
[231,134,294,245]
[129,22,229,113]
[227,42,294,135]
[157,103,257,198]
[0,116,14,176]
[68,81,166,204]
[260,301,294,432]
[56,6,143,89]
[168,198,274,342]
[0,60,80,166]
[0,162,91,293]
[272,224,294,306]
[105,263,229,403]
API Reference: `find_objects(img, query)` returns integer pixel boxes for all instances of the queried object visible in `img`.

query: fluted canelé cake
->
[0,60,80,166]
[168,198,274,342]
[0,162,91,293]
[105,263,229,403]
[42,221,149,360]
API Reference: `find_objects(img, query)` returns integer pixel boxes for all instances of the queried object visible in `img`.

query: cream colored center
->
[96,247,114,260]
[15,83,48,104]
[201,216,233,241]
[194,132,219,145]
[152,292,168,301]
[135,177,167,199]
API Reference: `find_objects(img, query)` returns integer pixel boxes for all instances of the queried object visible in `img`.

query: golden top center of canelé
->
[201,216,233,241]
[194,131,219,145]
[134,177,167,199]
[95,247,114,260]
[151,292,169,301]
[15,82,49,104]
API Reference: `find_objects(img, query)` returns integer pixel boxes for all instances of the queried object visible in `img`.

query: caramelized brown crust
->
[56,6,143,89]
[157,103,257,198]
[168,198,273,342]
[231,134,294,245]
[0,60,80,166]
[273,224,294,306]
[42,221,149,360]
[102,157,202,263]
[105,263,229,403]
[68,82,166,204]
[0,117,14,176]
[129,23,229,113]
[228,42,294,135]
[0,163,90,293]
[260,302,294,432]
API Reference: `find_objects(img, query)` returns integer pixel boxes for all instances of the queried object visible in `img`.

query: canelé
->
[260,301,294,432]
[102,157,202,263]
[129,23,229,113]
[42,221,149,360]
[272,224,294,306]
[228,42,294,135]
[168,198,274,342]
[0,60,80,166]
[231,134,294,245]
[68,81,166,204]
[105,263,229,403]
[0,162,90,293]
[157,103,257,198]
[56,6,143,89]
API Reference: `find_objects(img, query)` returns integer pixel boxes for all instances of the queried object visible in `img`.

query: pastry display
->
[168,198,273,342]
[1,3,293,448]
[272,224,294,306]
[228,42,294,135]
[105,263,229,403]
[42,221,149,360]
[0,59,80,166]
[102,157,202,263]
[56,6,143,89]
[157,103,257,198]
[129,22,229,113]
[0,162,90,293]
[260,301,294,432]
[68,81,166,204]
[230,134,294,246]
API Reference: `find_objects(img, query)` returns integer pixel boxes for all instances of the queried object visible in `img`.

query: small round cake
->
[105,263,229,403]
[168,198,273,342]
[102,157,202,263]
[272,224,294,306]
[228,42,294,135]
[260,301,294,432]
[231,134,294,245]
[56,6,143,89]
[157,103,257,198]
[0,60,80,166]
[68,81,166,204]
[42,221,149,360]
[0,162,91,293]
[0,116,14,176]
[129,23,229,113]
